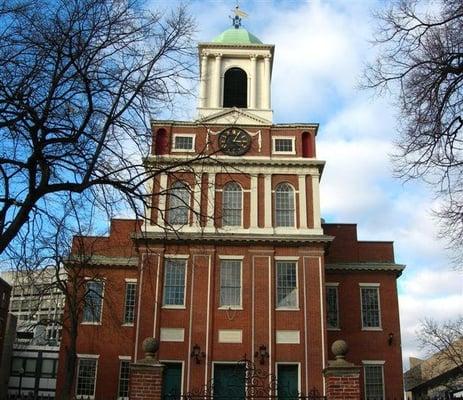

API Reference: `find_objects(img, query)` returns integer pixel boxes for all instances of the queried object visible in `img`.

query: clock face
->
[218,127,251,156]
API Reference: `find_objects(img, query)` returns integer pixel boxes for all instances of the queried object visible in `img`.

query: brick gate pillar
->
[323,340,361,400]
[130,337,164,400]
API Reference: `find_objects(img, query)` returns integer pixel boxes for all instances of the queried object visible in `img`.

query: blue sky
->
[149,0,463,368]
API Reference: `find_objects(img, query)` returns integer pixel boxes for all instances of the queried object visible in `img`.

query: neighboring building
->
[404,340,463,399]
[1,269,65,398]
[56,14,405,400]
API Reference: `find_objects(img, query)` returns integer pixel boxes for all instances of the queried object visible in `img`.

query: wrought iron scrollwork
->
[164,357,326,400]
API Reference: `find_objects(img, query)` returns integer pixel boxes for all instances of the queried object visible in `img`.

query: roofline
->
[325,262,405,277]
[198,42,275,50]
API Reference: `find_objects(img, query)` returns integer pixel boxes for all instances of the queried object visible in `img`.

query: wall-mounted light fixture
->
[254,344,269,365]
[191,344,206,364]
[388,333,394,346]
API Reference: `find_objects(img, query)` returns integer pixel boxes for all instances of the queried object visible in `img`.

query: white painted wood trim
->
[298,175,307,229]
[311,174,321,229]
[264,174,272,228]
[157,173,168,225]
[250,175,258,228]
[207,173,216,227]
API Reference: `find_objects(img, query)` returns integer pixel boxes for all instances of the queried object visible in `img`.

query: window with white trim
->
[118,360,130,399]
[361,286,381,328]
[275,183,295,227]
[167,181,190,225]
[123,282,136,324]
[82,281,104,323]
[76,358,97,398]
[273,137,295,154]
[173,135,194,151]
[222,182,242,226]
[163,259,186,306]
[364,364,384,400]
[276,261,298,308]
[326,285,339,329]
[220,260,241,307]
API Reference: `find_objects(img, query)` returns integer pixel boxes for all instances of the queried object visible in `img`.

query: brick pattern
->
[129,364,164,400]
[325,373,360,400]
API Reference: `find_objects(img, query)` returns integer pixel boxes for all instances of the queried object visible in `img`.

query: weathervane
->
[230,4,248,29]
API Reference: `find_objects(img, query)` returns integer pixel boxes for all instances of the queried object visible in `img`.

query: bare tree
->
[364,0,463,262]
[405,317,463,398]
[0,0,203,256]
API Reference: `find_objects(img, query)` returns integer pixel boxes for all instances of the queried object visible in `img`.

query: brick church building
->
[56,14,405,400]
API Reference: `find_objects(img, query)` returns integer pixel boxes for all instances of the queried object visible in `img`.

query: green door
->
[162,363,182,400]
[214,364,245,400]
[277,364,299,400]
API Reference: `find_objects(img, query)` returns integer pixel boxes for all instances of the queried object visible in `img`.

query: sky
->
[149,0,463,369]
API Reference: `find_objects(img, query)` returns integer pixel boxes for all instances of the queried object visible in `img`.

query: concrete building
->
[56,15,405,400]
[1,269,65,398]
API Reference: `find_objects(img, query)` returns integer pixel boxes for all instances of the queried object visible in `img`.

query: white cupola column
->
[199,53,208,108]
[213,53,222,108]
[263,54,271,109]
[250,55,257,109]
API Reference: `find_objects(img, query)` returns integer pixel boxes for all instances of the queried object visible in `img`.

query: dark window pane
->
[223,68,247,108]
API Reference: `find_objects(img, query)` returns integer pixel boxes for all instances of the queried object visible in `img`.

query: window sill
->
[272,151,296,155]
[361,327,383,331]
[172,149,195,153]
[162,305,186,310]
[218,306,243,310]
[276,307,300,311]
[327,327,341,331]
[80,321,102,326]
[122,323,134,327]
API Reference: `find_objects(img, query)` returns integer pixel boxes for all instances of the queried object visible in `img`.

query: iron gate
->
[163,358,326,400]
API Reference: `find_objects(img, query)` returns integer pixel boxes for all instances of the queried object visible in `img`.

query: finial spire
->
[230,5,248,29]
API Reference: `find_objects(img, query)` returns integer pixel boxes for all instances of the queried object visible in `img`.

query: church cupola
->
[197,6,274,124]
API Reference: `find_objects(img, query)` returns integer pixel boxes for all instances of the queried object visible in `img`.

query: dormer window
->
[223,68,247,108]
[172,134,195,152]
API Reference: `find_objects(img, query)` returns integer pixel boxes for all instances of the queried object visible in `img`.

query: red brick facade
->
[56,26,405,400]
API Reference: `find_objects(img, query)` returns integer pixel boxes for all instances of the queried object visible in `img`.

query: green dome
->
[212,27,262,45]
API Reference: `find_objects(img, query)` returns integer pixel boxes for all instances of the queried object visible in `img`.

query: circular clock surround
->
[218,127,252,156]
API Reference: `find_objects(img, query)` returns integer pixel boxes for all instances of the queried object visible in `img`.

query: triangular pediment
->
[196,107,272,125]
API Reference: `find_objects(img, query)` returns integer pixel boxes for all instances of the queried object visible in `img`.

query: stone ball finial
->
[142,337,160,360]
[331,339,348,360]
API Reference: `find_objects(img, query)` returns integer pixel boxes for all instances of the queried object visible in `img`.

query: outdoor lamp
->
[190,344,205,364]
[254,344,269,365]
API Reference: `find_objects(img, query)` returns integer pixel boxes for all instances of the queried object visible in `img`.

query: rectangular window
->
[118,360,130,399]
[163,259,186,306]
[41,359,58,378]
[326,285,339,329]
[364,364,384,400]
[220,260,241,308]
[361,286,381,329]
[123,282,136,324]
[276,261,298,309]
[173,135,194,151]
[83,281,104,323]
[273,137,295,154]
[76,358,97,398]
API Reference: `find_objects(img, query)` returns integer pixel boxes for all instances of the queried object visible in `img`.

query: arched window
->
[222,182,242,226]
[223,68,247,108]
[275,183,295,227]
[167,181,190,225]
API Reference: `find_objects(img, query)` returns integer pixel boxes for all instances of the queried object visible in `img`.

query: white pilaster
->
[157,173,168,225]
[250,55,257,109]
[311,174,321,229]
[193,180,202,226]
[207,173,216,227]
[263,55,271,109]
[250,175,258,228]
[264,174,272,228]
[298,174,307,229]
[213,53,222,108]
[199,53,208,108]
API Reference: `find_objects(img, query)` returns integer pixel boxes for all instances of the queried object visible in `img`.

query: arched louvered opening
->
[223,68,247,108]
[274,183,295,227]
[167,181,190,225]
[222,182,243,226]
[154,128,169,155]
